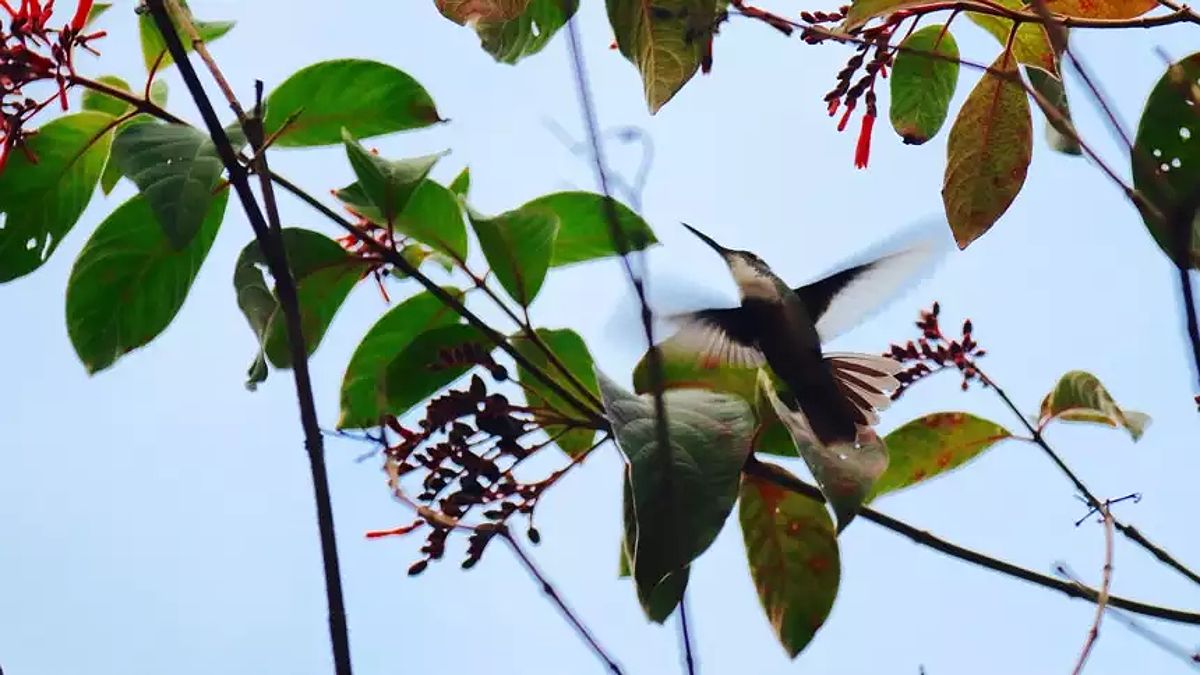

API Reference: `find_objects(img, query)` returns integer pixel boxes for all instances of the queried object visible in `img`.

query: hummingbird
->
[664,223,942,447]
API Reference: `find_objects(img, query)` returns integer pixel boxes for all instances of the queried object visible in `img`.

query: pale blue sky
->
[2,2,1199,674]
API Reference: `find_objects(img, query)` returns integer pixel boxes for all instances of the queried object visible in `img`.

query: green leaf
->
[942,51,1032,250]
[740,462,840,658]
[0,112,113,282]
[341,130,444,223]
[335,182,466,261]
[234,228,365,389]
[606,0,720,113]
[138,1,234,71]
[511,328,599,457]
[1132,52,1200,268]
[889,26,959,145]
[967,0,1058,77]
[111,122,225,249]
[450,167,471,197]
[86,2,112,26]
[1038,371,1151,441]
[338,288,464,428]
[870,413,1011,500]
[264,59,442,147]
[1028,65,1082,156]
[471,0,579,64]
[598,370,753,610]
[620,476,689,621]
[759,371,886,531]
[523,192,657,266]
[385,323,491,418]
[469,204,558,306]
[66,191,228,374]
[82,75,134,117]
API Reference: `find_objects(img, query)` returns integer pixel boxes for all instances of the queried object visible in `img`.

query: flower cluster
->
[886,302,988,399]
[334,199,453,303]
[815,23,893,170]
[1,0,105,172]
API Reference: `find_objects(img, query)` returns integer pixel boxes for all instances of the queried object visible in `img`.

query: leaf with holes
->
[511,328,599,457]
[112,123,226,249]
[66,192,228,374]
[138,0,234,71]
[338,288,464,429]
[1029,65,1081,156]
[1132,52,1200,268]
[740,461,840,658]
[869,413,1011,500]
[1038,371,1151,440]
[335,178,466,261]
[524,192,657,266]
[468,204,558,306]
[967,0,1058,77]
[234,228,367,389]
[598,370,754,612]
[758,371,887,530]
[942,51,1032,249]
[1043,0,1156,18]
[444,0,578,64]
[385,324,492,419]
[264,60,442,147]
[606,0,721,113]
[0,112,113,282]
[889,26,959,145]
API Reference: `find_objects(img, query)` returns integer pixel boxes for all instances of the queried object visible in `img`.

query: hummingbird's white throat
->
[728,255,779,301]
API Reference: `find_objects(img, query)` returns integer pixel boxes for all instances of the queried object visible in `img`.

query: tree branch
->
[142,3,352,673]
[1070,505,1114,675]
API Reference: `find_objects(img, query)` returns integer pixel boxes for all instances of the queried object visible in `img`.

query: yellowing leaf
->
[1043,0,1156,18]
[843,0,927,29]
[606,0,720,113]
[1039,371,1151,441]
[740,462,840,658]
[942,51,1033,249]
[967,0,1058,77]
[870,413,1011,500]
[437,0,530,22]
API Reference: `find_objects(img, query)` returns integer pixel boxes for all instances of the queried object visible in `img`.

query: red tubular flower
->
[836,102,854,132]
[70,0,93,31]
[854,113,875,169]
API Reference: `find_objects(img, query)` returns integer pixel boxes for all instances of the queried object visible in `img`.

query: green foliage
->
[111,122,227,249]
[889,26,959,145]
[1029,65,1082,156]
[384,324,491,418]
[620,476,690,622]
[440,0,578,64]
[527,192,657,266]
[606,0,720,113]
[966,0,1057,77]
[84,78,170,195]
[942,51,1032,250]
[1132,52,1200,268]
[598,371,753,620]
[469,205,559,306]
[138,0,234,71]
[1039,371,1151,440]
[449,167,471,197]
[511,328,599,457]
[0,112,113,282]
[870,413,1011,500]
[336,179,468,262]
[341,129,445,224]
[86,2,112,25]
[234,228,366,389]
[264,60,442,147]
[81,75,135,117]
[66,192,228,373]
[740,462,840,658]
[339,289,464,428]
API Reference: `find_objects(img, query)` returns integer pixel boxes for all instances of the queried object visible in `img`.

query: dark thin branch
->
[743,457,1200,625]
[142,3,353,673]
[500,530,624,674]
[678,593,698,675]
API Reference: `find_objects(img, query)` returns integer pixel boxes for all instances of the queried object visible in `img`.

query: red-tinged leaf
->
[1043,0,1156,18]
[941,51,1033,249]
[1039,371,1151,440]
[1132,52,1200,268]
[869,413,1012,500]
[437,0,530,22]
[967,0,1058,77]
[889,25,960,145]
[740,462,840,658]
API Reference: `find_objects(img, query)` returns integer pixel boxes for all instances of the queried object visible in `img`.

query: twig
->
[742,457,1200,625]
[164,0,247,123]
[142,3,353,673]
[500,529,624,675]
[1070,504,1114,675]
[678,593,698,675]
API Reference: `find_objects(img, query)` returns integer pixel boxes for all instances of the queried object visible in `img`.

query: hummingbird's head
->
[680,223,780,301]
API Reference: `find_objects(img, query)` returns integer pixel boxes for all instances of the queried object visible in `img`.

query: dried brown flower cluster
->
[887,302,988,399]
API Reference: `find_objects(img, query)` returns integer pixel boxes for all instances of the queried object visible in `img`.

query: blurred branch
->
[1070,504,1114,675]
[679,593,698,675]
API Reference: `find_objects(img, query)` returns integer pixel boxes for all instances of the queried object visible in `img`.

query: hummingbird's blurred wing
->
[794,232,944,342]
[660,308,766,369]
[825,353,903,427]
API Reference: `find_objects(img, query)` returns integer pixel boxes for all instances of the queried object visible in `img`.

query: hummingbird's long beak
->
[680,222,729,256]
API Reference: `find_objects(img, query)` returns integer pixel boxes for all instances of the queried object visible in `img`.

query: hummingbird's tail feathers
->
[826,353,903,428]
[797,226,950,343]
[660,307,766,369]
